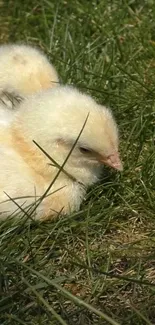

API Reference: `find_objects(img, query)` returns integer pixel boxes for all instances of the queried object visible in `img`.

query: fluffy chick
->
[0,44,59,127]
[0,44,59,95]
[0,86,122,220]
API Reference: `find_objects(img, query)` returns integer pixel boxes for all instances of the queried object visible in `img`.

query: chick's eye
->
[79,147,92,154]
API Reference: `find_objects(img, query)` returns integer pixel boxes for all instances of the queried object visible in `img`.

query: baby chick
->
[0,86,122,220]
[0,44,59,95]
[0,44,59,127]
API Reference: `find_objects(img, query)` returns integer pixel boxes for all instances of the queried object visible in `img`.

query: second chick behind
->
[0,44,59,95]
[0,44,59,127]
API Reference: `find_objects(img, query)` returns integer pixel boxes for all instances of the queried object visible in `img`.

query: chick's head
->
[15,86,122,185]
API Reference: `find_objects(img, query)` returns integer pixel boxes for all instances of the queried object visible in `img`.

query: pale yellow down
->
[0,44,59,95]
[0,86,122,220]
[0,44,59,127]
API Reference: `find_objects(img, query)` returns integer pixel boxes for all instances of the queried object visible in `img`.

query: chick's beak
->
[99,152,123,171]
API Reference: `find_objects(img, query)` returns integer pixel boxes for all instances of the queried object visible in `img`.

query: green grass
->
[0,0,155,324]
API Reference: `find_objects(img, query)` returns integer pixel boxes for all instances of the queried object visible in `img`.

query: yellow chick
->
[0,44,59,95]
[0,44,59,127]
[0,86,122,220]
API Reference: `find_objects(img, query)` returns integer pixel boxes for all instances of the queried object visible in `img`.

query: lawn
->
[0,0,155,324]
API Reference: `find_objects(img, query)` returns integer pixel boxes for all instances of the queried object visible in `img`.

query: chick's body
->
[0,129,85,219]
[0,86,122,220]
[0,135,84,219]
[0,44,59,127]
[0,44,59,95]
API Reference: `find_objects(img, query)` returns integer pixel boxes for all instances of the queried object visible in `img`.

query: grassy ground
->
[0,0,155,324]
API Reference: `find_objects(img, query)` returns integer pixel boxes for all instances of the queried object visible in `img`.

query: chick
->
[0,44,59,127]
[0,44,59,95]
[0,86,122,220]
